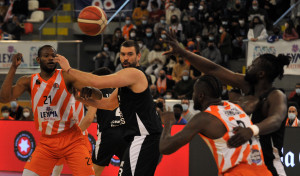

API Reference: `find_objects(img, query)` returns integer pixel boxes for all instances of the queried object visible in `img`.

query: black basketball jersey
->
[96,88,125,132]
[117,68,162,141]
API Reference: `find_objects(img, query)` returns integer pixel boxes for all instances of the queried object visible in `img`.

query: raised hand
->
[161,28,182,57]
[227,127,253,148]
[159,110,176,125]
[11,53,22,69]
[80,87,103,101]
[53,54,71,72]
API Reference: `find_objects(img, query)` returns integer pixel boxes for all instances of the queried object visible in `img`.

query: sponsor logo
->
[14,131,35,161]
[250,149,262,164]
[40,107,59,120]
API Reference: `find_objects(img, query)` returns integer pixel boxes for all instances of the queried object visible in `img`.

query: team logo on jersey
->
[53,83,59,89]
[14,131,35,161]
[110,155,121,166]
[88,134,96,152]
[250,149,262,164]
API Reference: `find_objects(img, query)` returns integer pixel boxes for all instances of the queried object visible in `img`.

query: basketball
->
[77,6,107,36]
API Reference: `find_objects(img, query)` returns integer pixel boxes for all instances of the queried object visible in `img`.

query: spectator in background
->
[1,15,24,40]
[194,34,206,54]
[195,1,210,23]
[283,19,299,41]
[285,105,299,127]
[202,16,218,40]
[137,38,150,70]
[184,16,202,40]
[11,0,29,22]
[93,43,115,70]
[155,69,175,97]
[145,43,166,77]
[136,15,151,37]
[221,85,229,100]
[289,83,300,107]
[122,16,136,40]
[128,28,138,41]
[150,84,159,99]
[111,28,125,53]
[132,0,149,26]
[9,100,23,120]
[267,26,282,43]
[0,0,8,18]
[0,106,14,120]
[156,97,168,112]
[174,70,194,99]
[247,16,268,42]
[165,2,181,25]
[202,39,222,65]
[181,2,197,26]
[181,99,194,122]
[164,89,175,100]
[186,41,197,53]
[172,104,187,125]
[143,27,156,50]
[230,0,247,23]
[232,33,246,59]
[237,17,249,38]
[248,0,269,27]
[218,25,232,67]
[154,16,169,36]
[169,15,183,41]
[172,56,190,83]
[19,106,33,121]
[149,1,164,25]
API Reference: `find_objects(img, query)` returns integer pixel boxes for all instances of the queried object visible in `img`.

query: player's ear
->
[36,57,40,64]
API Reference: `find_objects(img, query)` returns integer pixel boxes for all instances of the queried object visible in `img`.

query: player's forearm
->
[68,68,104,88]
[79,106,97,131]
[256,115,285,135]
[0,66,17,102]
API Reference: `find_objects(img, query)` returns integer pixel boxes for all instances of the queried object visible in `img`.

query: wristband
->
[67,67,72,73]
[249,125,259,136]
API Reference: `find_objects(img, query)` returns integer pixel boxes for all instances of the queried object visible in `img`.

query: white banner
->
[247,40,300,75]
[0,41,58,74]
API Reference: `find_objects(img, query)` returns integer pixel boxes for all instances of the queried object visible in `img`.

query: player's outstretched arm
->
[79,106,97,131]
[227,90,287,148]
[0,53,30,103]
[162,29,248,90]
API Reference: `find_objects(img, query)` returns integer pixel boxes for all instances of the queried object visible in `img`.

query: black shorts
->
[92,127,128,166]
[118,134,161,176]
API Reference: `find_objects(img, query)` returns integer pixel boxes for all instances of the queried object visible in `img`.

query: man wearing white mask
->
[285,106,299,127]
[9,100,23,120]
[181,98,194,122]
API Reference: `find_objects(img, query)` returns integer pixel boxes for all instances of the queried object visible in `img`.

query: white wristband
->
[249,125,259,136]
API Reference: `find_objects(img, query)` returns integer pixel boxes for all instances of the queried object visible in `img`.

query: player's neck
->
[253,81,273,97]
[40,70,56,81]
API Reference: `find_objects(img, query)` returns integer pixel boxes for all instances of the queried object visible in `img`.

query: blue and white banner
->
[247,40,300,75]
[0,41,57,74]
[75,0,133,19]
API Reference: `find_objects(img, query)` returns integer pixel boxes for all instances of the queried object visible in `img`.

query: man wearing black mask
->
[155,69,175,96]
[202,40,222,65]
[172,104,187,125]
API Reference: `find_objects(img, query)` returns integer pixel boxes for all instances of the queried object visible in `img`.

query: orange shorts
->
[24,125,94,176]
[223,163,272,176]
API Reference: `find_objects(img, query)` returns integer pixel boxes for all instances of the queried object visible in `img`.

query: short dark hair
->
[38,45,56,57]
[195,75,223,98]
[92,67,112,76]
[1,106,9,112]
[121,40,140,54]
[173,104,183,111]
[258,54,290,81]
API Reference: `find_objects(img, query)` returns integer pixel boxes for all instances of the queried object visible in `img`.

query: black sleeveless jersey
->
[117,68,162,141]
[251,88,285,160]
[96,88,125,132]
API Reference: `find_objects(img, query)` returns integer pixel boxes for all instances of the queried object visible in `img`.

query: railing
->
[273,1,300,26]
[38,1,64,40]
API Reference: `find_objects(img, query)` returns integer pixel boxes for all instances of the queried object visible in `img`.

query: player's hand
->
[159,110,176,125]
[80,87,103,101]
[54,54,71,72]
[161,28,182,57]
[227,127,253,148]
[11,53,22,69]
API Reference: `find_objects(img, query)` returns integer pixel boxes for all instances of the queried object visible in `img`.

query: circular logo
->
[88,134,96,152]
[14,131,35,161]
[110,155,121,166]
[251,149,262,164]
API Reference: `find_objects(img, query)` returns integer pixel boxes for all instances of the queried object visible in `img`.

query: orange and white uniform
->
[285,117,299,127]
[201,101,271,176]
[25,69,94,176]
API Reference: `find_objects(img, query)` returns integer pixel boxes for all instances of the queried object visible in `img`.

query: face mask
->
[189,5,194,10]
[2,112,9,118]
[174,113,181,120]
[222,21,228,25]
[182,76,189,81]
[239,20,245,26]
[252,5,258,10]
[115,33,120,37]
[196,37,201,42]
[146,33,152,37]
[199,5,204,10]
[288,113,296,121]
[161,34,167,39]
[23,112,30,118]
[169,5,175,10]
[142,20,147,25]
[125,20,131,25]
[130,32,136,38]
[209,37,214,41]
[138,43,143,49]
[164,94,172,99]
[219,29,223,33]
[103,47,109,51]
[296,88,300,94]
[182,104,188,111]
[160,75,165,80]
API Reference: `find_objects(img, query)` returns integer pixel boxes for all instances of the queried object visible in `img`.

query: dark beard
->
[121,61,137,68]
[193,102,201,111]
[244,71,258,84]
[40,63,57,73]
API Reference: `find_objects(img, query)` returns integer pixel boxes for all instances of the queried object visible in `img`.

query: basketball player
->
[159,75,272,176]
[54,40,162,176]
[162,29,290,175]
[75,67,128,176]
[0,46,95,176]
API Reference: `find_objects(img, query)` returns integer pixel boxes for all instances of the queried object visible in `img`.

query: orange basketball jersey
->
[31,69,80,135]
[200,101,265,175]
